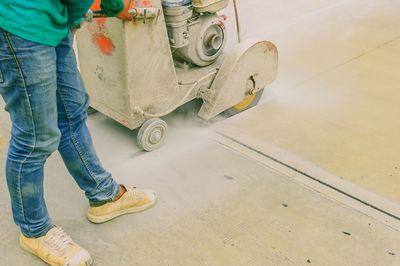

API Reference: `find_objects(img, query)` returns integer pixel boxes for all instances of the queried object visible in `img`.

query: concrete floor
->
[1,0,400,265]
[222,0,400,204]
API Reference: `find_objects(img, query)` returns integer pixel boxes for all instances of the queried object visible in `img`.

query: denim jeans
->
[0,29,120,238]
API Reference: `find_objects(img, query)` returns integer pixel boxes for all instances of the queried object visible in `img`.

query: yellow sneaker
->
[87,185,157,224]
[19,226,92,266]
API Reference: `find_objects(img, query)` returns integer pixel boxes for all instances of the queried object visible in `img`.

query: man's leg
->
[0,29,59,238]
[56,31,157,223]
[0,29,92,265]
[55,30,120,206]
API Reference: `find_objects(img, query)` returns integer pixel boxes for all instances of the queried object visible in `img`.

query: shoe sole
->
[19,239,93,266]
[87,190,158,224]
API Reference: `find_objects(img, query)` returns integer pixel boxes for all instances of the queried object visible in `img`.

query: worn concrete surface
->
[1,0,400,265]
[1,125,400,265]
[219,0,400,204]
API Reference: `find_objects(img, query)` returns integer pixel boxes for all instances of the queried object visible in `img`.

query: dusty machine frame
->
[76,0,278,151]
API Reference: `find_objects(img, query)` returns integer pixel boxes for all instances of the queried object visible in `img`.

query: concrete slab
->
[218,0,400,204]
[1,0,400,265]
[1,131,400,265]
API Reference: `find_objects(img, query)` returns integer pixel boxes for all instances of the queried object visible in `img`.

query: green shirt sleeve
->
[66,0,125,27]
[100,0,125,17]
[63,0,93,27]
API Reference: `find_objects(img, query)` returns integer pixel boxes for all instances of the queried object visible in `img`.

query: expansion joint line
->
[215,131,400,222]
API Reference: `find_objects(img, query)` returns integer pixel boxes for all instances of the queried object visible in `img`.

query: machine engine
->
[162,0,228,67]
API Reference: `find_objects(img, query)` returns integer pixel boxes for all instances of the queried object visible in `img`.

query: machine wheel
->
[222,89,264,117]
[137,118,168,152]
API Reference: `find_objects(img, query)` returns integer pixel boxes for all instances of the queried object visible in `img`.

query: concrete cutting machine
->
[76,0,278,151]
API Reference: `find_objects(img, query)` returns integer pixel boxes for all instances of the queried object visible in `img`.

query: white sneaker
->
[20,226,92,266]
[87,185,157,224]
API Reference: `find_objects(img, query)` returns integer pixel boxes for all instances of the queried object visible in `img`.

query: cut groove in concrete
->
[214,131,400,232]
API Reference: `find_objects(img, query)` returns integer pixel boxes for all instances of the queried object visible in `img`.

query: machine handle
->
[129,8,161,24]
[83,8,161,24]
[82,10,107,22]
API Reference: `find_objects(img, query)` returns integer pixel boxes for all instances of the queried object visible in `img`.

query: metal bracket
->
[83,9,161,24]
[83,10,108,22]
[129,8,162,24]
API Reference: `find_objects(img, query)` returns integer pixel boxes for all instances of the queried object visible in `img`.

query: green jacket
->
[0,0,124,46]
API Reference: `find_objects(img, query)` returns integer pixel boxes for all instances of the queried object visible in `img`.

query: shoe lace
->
[44,227,73,253]
[125,186,143,201]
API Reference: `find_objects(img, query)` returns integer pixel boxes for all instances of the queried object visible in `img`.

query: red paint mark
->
[92,34,115,55]
[96,18,107,31]
[112,84,117,87]
[88,0,154,55]
[122,120,127,124]
[221,14,227,20]
[90,14,115,55]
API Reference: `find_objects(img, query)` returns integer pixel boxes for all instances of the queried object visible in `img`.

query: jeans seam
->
[33,223,53,238]
[56,89,112,199]
[4,33,37,237]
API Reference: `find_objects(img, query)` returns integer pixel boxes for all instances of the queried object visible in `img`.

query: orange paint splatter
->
[0,141,5,146]
[96,18,107,31]
[122,120,127,124]
[92,34,115,55]
[90,15,114,55]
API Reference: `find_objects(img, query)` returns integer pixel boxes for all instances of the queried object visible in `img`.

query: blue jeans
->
[0,29,120,238]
